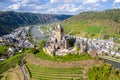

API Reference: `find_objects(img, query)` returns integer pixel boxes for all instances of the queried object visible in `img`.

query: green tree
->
[38,39,46,50]
[0,46,8,56]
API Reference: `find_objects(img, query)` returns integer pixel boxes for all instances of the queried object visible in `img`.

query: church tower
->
[55,23,63,42]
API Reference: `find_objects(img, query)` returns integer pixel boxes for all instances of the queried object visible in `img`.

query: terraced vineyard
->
[62,9,120,39]
[27,63,84,80]
[85,26,108,34]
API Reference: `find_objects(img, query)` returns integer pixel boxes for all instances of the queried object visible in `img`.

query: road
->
[101,58,120,69]
[20,65,28,80]
[19,53,29,80]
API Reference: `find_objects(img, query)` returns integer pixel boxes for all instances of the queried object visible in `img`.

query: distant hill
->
[62,9,120,39]
[0,11,72,36]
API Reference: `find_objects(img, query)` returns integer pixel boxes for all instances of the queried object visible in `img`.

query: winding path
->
[20,54,29,80]
[20,65,28,80]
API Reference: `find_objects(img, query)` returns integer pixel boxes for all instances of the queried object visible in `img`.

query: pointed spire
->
[57,23,62,29]
[57,22,63,33]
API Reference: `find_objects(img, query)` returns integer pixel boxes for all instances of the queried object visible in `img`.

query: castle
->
[44,23,88,56]
[49,23,69,50]
[44,23,120,58]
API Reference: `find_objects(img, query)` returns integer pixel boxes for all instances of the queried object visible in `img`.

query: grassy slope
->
[26,52,120,80]
[0,53,23,74]
[0,49,30,75]
[27,62,120,80]
[25,52,120,80]
[62,9,120,39]
[1,66,24,80]
[0,49,32,80]
[35,49,92,62]
[27,63,84,80]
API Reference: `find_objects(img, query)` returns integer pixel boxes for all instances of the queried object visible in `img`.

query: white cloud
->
[69,8,79,13]
[45,4,78,14]
[21,0,29,4]
[10,0,21,2]
[1,0,119,15]
[50,0,60,3]
[45,4,84,14]
[7,3,20,10]
[62,0,81,4]
[102,0,107,2]
[45,0,108,14]
[59,4,75,11]
[4,0,105,14]
[69,7,82,13]
[114,0,120,3]
[82,0,99,4]
[49,0,106,4]
[113,0,120,7]
[82,0,106,4]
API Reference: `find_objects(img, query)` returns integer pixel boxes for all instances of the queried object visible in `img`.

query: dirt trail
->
[26,54,102,68]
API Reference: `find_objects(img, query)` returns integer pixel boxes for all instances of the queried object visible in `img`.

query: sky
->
[0,0,120,15]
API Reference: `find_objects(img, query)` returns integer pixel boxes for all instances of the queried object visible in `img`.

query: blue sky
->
[0,0,120,15]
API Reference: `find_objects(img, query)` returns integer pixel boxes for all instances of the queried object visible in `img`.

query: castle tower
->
[55,23,63,42]
[65,39,68,49]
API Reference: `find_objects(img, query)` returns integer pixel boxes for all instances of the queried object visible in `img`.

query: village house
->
[0,26,34,61]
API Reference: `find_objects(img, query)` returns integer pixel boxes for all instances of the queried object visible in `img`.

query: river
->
[31,25,47,42]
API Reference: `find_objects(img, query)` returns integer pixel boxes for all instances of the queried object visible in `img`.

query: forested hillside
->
[62,9,120,39]
[0,11,72,36]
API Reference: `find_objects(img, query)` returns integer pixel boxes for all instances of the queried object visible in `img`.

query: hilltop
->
[62,9,120,39]
[0,11,72,36]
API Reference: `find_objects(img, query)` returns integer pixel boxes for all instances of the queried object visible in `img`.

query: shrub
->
[0,46,8,56]
[88,63,120,80]
[38,39,46,50]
